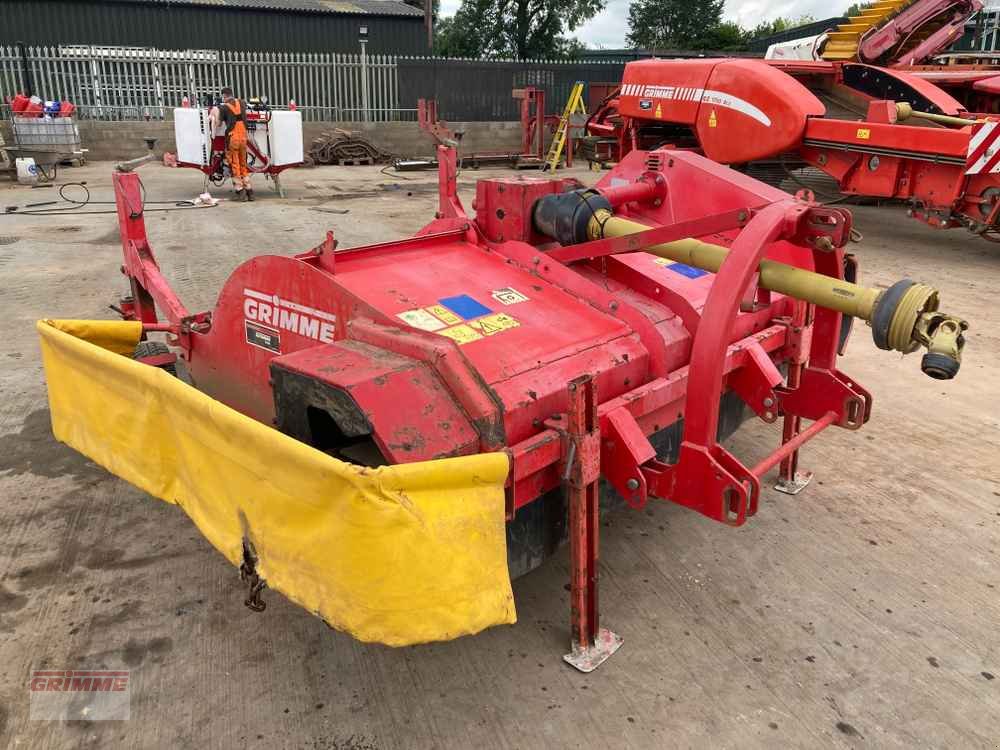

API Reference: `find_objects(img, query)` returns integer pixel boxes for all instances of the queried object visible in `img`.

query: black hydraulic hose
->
[4,178,200,216]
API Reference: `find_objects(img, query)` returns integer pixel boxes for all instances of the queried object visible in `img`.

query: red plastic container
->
[58,101,76,118]
[11,93,29,114]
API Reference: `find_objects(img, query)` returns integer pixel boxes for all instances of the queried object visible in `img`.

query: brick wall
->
[2,120,524,162]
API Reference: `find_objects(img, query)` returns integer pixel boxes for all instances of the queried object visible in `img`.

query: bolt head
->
[763,397,774,408]
[626,478,640,491]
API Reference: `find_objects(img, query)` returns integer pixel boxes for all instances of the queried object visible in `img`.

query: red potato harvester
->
[38,145,967,671]
[586,58,1000,240]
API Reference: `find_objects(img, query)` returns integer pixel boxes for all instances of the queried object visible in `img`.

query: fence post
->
[89,46,102,118]
[360,42,370,122]
[187,58,197,104]
[17,41,34,96]
[153,53,165,119]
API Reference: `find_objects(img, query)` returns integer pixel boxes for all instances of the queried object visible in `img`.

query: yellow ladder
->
[543,82,586,173]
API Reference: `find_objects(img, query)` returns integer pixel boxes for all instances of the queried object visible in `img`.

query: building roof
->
[108,0,424,18]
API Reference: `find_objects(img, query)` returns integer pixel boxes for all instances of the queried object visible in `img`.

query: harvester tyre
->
[133,340,177,377]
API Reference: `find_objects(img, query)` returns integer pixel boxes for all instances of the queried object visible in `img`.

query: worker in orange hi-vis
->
[211,87,254,202]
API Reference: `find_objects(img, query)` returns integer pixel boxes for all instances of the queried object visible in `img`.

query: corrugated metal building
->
[1,0,429,55]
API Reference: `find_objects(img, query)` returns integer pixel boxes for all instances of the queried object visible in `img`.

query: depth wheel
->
[133,340,177,377]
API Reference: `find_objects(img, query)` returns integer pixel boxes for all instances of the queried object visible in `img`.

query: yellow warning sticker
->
[654,103,663,119]
[469,312,520,336]
[438,324,484,345]
[708,109,717,128]
[426,304,462,326]
[398,308,446,332]
[856,128,871,140]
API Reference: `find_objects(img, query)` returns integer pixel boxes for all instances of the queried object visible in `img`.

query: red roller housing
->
[617,59,825,163]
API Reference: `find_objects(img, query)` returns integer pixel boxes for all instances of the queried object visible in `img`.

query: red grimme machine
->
[764,0,1000,115]
[94,144,966,670]
[586,58,1000,240]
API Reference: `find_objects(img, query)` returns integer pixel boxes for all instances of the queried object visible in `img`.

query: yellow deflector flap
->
[37,319,515,646]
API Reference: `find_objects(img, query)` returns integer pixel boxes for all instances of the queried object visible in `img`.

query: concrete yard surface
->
[0,162,998,749]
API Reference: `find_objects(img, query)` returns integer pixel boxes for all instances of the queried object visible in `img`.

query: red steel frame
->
[112,145,872,669]
[854,0,982,67]
[418,88,578,167]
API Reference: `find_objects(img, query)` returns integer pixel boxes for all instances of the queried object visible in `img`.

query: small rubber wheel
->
[133,340,177,377]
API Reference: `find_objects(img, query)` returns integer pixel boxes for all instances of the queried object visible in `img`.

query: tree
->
[696,21,748,51]
[625,0,725,49]
[747,15,817,42]
[434,0,497,57]
[435,0,604,59]
[843,2,874,17]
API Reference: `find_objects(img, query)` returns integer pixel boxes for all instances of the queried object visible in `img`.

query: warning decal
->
[653,257,710,279]
[438,313,520,345]
[439,294,492,320]
[438,324,484,345]
[469,312,520,336]
[398,308,446,332]
[404,293,524,346]
[426,304,462,325]
[666,263,709,279]
[490,287,529,306]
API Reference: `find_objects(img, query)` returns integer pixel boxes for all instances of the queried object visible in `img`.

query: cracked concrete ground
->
[0,160,998,749]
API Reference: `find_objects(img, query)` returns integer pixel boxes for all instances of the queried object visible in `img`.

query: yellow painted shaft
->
[894,102,983,128]
[591,211,882,320]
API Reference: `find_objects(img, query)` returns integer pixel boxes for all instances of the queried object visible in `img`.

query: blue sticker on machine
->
[438,294,493,320]
[666,262,710,279]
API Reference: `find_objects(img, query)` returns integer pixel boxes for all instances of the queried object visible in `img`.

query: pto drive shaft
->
[532,192,967,379]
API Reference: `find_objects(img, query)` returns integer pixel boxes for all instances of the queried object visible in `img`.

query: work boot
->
[237,189,247,202]
[246,189,255,202]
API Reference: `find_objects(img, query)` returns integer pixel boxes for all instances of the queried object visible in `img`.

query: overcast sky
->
[436,0,847,48]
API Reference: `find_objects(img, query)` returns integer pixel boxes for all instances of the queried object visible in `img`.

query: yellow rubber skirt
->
[37,319,515,645]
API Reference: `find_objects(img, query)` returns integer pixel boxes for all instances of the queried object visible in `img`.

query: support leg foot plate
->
[774,471,813,495]
[563,629,623,673]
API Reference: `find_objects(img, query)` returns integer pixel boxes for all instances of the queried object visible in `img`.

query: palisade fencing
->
[1,44,626,123]
[0,45,403,122]
[396,57,626,120]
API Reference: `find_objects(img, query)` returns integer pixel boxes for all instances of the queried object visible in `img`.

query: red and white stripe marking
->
[966,120,1000,175]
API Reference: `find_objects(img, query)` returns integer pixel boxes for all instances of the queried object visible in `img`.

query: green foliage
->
[433,0,824,59]
[622,0,815,50]
[625,0,725,49]
[434,0,604,59]
[843,2,875,17]
[747,15,817,41]
[696,21,747,51]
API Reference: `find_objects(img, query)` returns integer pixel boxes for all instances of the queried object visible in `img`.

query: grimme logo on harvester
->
[243,288,336,353]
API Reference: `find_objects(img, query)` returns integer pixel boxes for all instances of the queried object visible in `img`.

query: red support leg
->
[562,375,623,672]
[775,300,814,495]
